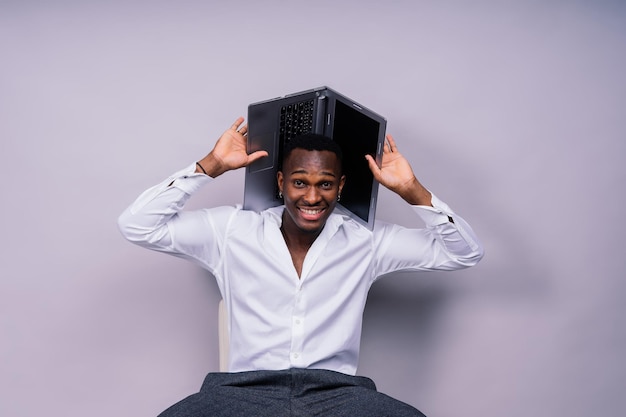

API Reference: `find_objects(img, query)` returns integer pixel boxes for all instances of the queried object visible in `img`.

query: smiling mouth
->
[298,207,325,220]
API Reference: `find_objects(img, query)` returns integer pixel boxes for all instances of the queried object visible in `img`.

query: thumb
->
[365,155,382,181]
[246,150,269,165]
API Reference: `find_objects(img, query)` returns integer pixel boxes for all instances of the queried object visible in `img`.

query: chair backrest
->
[218,299,229,372]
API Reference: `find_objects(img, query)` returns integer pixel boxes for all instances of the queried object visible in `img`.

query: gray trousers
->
[157,368,426,417]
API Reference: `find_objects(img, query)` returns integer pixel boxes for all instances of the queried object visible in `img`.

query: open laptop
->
[243,86,387,230]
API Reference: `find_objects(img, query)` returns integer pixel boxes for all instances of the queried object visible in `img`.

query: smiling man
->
[118,117,484,416]
[276,135,346,277]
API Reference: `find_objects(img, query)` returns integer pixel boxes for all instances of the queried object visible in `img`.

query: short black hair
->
[281,133,343,173]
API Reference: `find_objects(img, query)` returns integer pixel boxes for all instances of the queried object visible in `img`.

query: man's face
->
[277,149,345,236]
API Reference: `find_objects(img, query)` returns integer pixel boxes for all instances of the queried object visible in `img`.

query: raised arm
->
[366,134,483,273]
[118,117,267,257]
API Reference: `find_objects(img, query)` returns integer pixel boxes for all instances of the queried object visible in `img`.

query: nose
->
[302,186,321,205]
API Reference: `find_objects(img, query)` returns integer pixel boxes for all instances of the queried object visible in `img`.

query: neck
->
[280,217,322,251]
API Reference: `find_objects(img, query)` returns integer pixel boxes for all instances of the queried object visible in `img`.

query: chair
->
[218,299,229,372]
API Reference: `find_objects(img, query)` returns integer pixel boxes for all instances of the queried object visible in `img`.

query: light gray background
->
[1,1,625,416]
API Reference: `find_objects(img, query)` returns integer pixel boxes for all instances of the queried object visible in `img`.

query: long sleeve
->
[117,163,216,258]
[373,193,484,277]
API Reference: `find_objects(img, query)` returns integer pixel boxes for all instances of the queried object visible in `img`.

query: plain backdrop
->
[1,1,625,416]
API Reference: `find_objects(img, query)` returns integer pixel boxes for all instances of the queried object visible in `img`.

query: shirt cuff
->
[168,162,213,194]
[411,192,455,226]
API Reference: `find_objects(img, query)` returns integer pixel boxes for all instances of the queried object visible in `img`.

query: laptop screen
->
[331,100,382,223]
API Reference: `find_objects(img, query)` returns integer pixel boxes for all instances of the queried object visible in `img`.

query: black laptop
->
[243,86,387,230]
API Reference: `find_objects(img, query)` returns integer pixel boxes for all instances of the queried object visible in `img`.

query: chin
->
[295,220,326,234]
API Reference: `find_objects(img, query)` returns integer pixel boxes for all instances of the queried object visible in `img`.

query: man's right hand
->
[196,117,269,178]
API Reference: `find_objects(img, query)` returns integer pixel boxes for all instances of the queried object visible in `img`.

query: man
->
[118,117,484,416]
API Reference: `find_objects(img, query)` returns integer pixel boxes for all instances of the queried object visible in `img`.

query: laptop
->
[243,86,387,230]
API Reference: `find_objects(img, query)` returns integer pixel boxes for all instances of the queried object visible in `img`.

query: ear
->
[276,170,284,194]
[338,174,346,195]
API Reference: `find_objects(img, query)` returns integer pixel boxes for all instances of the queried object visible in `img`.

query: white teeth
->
[301,209,321,215]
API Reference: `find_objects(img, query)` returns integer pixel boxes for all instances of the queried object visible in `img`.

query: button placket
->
[289,284,306,366]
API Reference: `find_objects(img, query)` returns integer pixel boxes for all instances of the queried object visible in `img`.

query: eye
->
[293,179,305,188]
[320,181,333,190]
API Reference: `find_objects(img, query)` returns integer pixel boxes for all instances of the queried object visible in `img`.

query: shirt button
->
[295,319,301,325]
[293,353,299,359]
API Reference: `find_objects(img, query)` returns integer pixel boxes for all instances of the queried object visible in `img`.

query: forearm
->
[395,177,433,207]
[375,194,484,275]
[117,163,210,248]
[412,193,484,267]
[196,152,228,178]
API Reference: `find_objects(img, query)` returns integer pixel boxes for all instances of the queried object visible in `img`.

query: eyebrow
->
[290,169,337,177]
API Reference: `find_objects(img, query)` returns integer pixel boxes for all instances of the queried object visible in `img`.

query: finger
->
[246,150,269,164]
[385,134,398,152]
[231,116,245,131]
[238,123,248,136]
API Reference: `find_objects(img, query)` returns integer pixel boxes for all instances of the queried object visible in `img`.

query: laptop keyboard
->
[279,99,315,143]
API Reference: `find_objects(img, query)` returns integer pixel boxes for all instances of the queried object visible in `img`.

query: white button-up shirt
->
[118,163,483,375]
